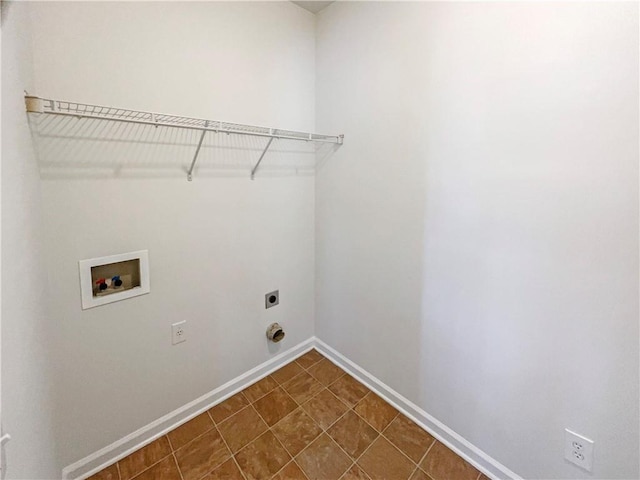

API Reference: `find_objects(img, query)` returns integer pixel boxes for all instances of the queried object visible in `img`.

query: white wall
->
[315,3,639,479]
[8,2,639,478]
[28,1,317,469]
[1,2,59,478]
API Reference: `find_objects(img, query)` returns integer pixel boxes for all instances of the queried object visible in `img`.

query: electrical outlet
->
[564,429,594,472]
[172,321,187,345]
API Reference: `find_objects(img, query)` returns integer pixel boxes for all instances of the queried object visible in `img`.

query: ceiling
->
[291,1,335,14]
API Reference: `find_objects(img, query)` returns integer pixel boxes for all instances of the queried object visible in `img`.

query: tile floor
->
[89,350,489,480]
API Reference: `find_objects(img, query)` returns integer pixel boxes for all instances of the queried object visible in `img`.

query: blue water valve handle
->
[112,275,123,287]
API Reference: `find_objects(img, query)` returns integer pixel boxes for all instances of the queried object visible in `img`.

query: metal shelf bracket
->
[187,121,209,182]
[250,133,275,180]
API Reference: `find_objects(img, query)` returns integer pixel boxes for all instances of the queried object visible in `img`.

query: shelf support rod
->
[187,121,209,182]
[250,135,275,180]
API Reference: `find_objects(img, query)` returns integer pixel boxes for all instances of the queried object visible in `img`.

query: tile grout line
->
[271,360,309,387]
[249,401,281,431]
[170,421,217,455]
[214,403,268,472]
[165,433,174,452]
[295,351,325,371]
[272,377,304,412]
[305,361,347,387]
[213,422,249,480]
[225,400,292,474]
[168,415,223,480]
[217,403,260,431]
[269,460,294,479]
[238,390,249,405]
[319,367,359,409]
[336,461,356,480]
[90,355,317,480]
[413,436,438,480]
[244,375,284,404]
[257,379,316,477]
[220,376,298,462]
[267,405,300,458]
[315,396,357,432]
[282,381,357,477]
[290,388,376,480]
[322,351,483,479]
[271,373,298,387]
[127,409,219,480]
[280,371,325,401]
[341,411,381,477]
[351,389,440,476]
[371,431,422,479]
[102,353,445,480]
[303,371,371,435]
[341,460,368,480]
[189,424,237,480]
[125,450,174,480]
[304,385,351,414]
[270,344,319,379]
[164,432,186,480]
[283,353,348,415]
[293,457,313,480]
[286,405,354,478]
[307,420,355,477]
[205,409,215,426]
[330,389,431,480]
[91,358,273,478]
[408,464,420,480]
[291,458,311,480]
[131,362,344,479]
[350,390,401,435]
[170,452,185,480]
[266,424,299,478]
[227,404,296,480]
[282,360,342,406]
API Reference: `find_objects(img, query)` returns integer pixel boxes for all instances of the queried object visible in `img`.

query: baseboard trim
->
[62,337,315,480]
[64,336,520,480]
[313,338,522,480]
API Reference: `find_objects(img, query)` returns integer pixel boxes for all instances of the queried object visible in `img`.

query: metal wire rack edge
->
[25,95,344,181]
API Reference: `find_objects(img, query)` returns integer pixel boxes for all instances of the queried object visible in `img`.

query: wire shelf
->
[25,95,343,180]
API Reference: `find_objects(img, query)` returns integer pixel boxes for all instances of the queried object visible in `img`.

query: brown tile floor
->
[89,349,486,480]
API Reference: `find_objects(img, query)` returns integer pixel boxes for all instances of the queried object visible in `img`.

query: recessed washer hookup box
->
[79,250,150,309]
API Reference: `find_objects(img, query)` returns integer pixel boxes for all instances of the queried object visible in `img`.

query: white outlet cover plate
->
[564,428,594,472]
[172,321,187,345]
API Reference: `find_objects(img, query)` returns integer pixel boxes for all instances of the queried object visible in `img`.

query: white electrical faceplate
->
[564,428,594,472]
[172,321,187,345]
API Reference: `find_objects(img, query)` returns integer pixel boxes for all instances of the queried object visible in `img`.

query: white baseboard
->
[64,336,520,480]
[62,338,315,480]
[313,338,522,480]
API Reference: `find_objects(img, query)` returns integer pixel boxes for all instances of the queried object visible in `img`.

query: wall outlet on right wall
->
[172,321,187,345]
[564,428,594,472]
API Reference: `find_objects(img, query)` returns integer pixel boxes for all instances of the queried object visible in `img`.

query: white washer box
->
[79,250,150,309]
